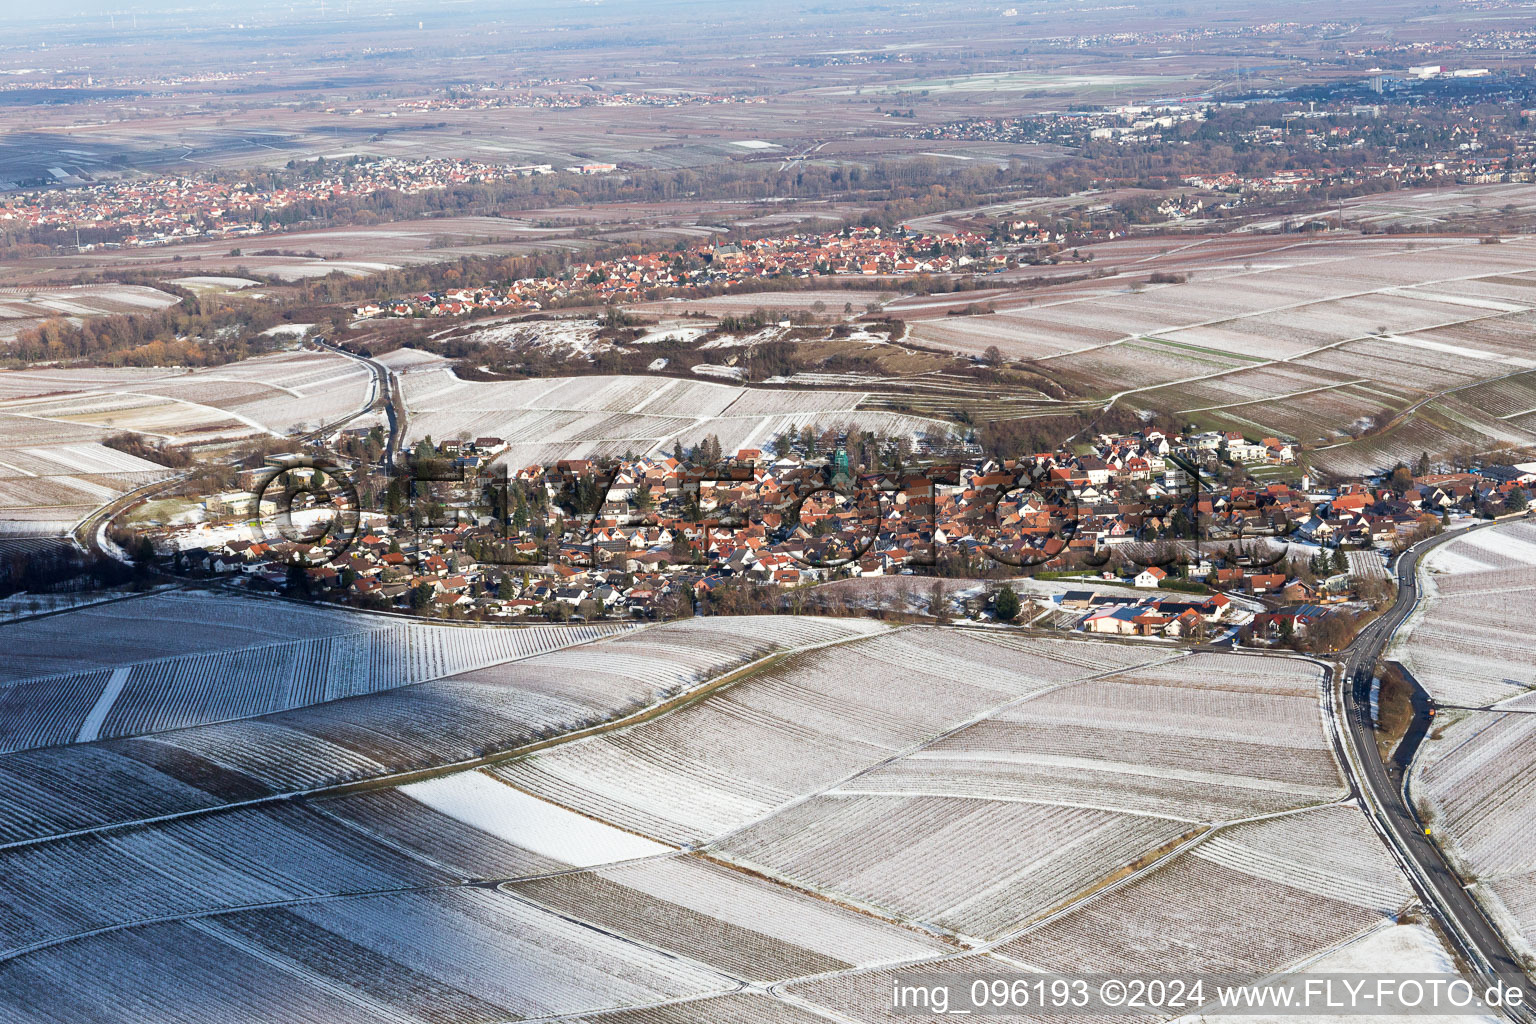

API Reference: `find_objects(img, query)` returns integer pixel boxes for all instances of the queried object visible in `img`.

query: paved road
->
[1337,520,1536,1021]
[313,338,402,467]
[77,340,396,563]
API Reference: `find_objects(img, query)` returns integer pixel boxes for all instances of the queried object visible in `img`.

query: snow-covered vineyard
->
[1414,711,1536,968]
[1394,517,1536,975]
[0,613,879,844]
[0,591,630,752]
[0,349,376,444]
[1394,519,1536,708]
[902,234,1536,475]
[385,349,957,467]
[0,616,1467,1021]
[0,422,171,536]
[0,349,376,535]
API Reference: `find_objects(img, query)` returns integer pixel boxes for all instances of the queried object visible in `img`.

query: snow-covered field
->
[169,276,259,292]
[835,652,1341,824]
[0,590,633,752]
[722,793,1188,940]
[500,631,1365,951]
[507,853,946,983]
[400,772,669,865]
[391,353,954,465]
[1395,519,1536,969]
[0,614,883,845]
[904,236,1536,469]
[997,804,1412,973]
[0,614,1453,1020]
[497,629,1167,846]
[0,284,180,341]
[0,887,737,1021]
[627,288,891,316]
[0,348,375,446]
[0,349,375,530]
[0,414,172,534]
[1394,520,1536,707]
[1413,709,1536,967]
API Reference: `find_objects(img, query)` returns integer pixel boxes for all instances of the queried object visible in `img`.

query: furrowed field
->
[388,349,955,465]
[0,616,1459,1021]
[901,235,1536,474]
[1401,520,1536,970]
[0,348,376,536]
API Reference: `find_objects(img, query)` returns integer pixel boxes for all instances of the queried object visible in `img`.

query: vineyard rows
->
[1096,651,1324,696]
[496,629,1165,845]
[885,238,1536,465]
[507,853,943,982]
[1190,805,1412,913]
[0,616,881,846]
[0,770,713,966]
[315,787,571,879]
[0,609,1437,1019]
[0,349,375,448]
[998,815,1399,975]
[1,613,626,752]
[1415,712,1536,880]
[558,994,837,1024]
[0,801,444,957]
[0,366,176,401]
[0,669,114,750]
[1488,874,1536,966]
[0,889,734,1023]
[830,657,1341,823]
[716,793,1185,941]
[0,435,172,522]
[786,954,1030,1024]
[0,592,386,682]
[398,365,951,464]
[1397,520,1536,706]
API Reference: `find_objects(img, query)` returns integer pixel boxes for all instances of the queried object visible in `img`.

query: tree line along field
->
[0,285,180,343]
[388,349,957,466]
[898,234,1536,474]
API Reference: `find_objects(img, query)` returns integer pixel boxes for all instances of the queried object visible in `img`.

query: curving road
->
[312,337,403,467]
[77,339,399,563]
[1336,519,1536,1021]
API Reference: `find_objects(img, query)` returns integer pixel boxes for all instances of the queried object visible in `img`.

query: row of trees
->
[9,283,296,367]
